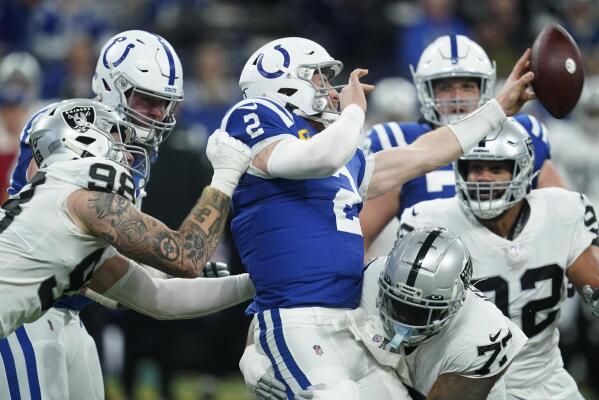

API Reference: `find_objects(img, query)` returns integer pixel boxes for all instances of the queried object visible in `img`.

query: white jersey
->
[347,257,527,398]
[0,157,134,337]
[399,189,597,399]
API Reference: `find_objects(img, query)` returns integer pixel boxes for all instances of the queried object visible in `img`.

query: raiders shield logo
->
[62,106,95,132]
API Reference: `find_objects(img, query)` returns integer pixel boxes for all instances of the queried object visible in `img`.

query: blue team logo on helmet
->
[256,44,290,79]
[102,36,136,69]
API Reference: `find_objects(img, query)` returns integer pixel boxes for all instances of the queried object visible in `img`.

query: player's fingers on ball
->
[520,71,535,85]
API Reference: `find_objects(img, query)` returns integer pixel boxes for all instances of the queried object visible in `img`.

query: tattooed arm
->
[427,371,506,400]
[67,186,230,277]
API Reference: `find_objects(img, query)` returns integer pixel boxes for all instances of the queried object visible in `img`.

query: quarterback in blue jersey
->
[361,35,567,256]
[221,36,537,398]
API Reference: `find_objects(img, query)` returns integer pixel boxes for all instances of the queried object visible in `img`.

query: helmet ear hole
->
[75,136,96,145]
[102,79,111,91]
[278,88,297,96]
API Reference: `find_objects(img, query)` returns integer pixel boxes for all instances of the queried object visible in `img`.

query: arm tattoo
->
[177,187,230,273]
[84,187,230,277]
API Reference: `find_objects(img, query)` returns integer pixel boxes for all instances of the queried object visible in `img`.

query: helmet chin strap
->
[386,323,413,350]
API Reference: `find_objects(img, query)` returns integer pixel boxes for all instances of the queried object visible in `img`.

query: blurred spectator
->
[561,0,599,74]
[395,0,470,77]
[59,35,96,98]
[183,40,239,109]
[0,51,42,203]
[546,75,599,205]
[365,76,419,130]
[0,0,38,52]
[178,40,241,151]
[472,0,526,78]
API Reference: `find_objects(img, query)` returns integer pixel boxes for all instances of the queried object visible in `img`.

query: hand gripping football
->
[531,24,584,118]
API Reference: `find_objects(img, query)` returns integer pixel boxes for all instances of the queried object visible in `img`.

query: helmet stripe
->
[450,34,458,65]
[406,228,443,286]
[154,35,176,85]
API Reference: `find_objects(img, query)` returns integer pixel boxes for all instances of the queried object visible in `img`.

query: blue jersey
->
[222,97,369,311]
[364,114,551,219]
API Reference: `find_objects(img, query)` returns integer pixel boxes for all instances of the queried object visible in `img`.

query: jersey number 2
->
[243,113,265,139]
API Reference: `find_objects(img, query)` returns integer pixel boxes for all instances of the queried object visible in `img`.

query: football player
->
[0,98,250,399]
[241,227,527,400]
[220,36,535,397]
[361,35,567,258]
[0,30,192,399]
[398,120,599,400]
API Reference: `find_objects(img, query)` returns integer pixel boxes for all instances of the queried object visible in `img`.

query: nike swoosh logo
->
[412,208,418,217]
[489,330,501,342]
[238,103,258,110]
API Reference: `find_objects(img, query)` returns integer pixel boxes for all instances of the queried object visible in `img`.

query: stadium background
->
[0,0,598,398]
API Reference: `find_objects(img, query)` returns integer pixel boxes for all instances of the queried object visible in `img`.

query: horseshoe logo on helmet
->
[102,36,136,69]
[256,44,290,79]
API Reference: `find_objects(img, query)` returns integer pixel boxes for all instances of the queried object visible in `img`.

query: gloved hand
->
[256,372,287,400]
[240,344,286,399]
[207,129,252,197]
[582,285,599,318]
[202,261,231,278]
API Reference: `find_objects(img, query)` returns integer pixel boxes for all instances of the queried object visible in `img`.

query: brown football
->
[531,24,584,118]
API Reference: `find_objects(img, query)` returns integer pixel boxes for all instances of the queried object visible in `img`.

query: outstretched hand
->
[496,49,536,116]
[339,68,375,113]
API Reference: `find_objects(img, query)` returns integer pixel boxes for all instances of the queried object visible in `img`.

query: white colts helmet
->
[92,30,184,146]
[239,37,343,126]
[29,99,148,185]
[411,35,496,125]
[454,119,535,220]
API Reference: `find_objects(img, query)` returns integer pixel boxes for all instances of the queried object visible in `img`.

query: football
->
[531,24,584,118]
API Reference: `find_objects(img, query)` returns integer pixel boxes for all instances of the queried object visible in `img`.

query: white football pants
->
[0,308,103,400]
[254,307,412,399]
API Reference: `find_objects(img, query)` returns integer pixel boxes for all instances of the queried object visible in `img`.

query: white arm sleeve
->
[266,104,365,179]
[103,260,255,320]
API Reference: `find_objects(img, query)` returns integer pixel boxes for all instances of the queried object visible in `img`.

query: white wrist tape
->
[267,104,365,179]
[210,170,239,198]
[448,99,507,153]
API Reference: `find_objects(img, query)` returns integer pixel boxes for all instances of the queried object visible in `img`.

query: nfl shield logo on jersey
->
[62,106,96,132]
[313,344,323,356]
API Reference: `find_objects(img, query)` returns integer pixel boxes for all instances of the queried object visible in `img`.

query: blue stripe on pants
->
[0,337,21,400]
[257,312,295,399]
[270,309,312,390]
[15,327,41,400]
